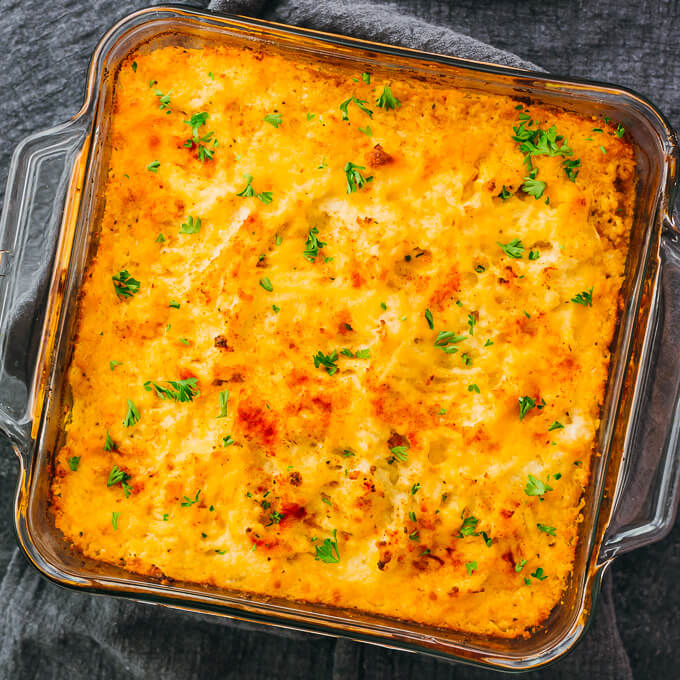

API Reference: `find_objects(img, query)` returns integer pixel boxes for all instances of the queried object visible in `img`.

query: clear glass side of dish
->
[0,5,678,671]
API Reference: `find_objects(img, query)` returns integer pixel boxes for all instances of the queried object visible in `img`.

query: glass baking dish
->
[0,4,678,672]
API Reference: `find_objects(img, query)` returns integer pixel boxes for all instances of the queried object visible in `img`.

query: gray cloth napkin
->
[0,0,649,678]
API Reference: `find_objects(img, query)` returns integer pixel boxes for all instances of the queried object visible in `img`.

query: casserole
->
[0,3,678,670]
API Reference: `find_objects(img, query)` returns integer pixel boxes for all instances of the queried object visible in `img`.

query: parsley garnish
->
[123,399,140,427]
[410,482,420,495]
[358,125,372,136]
[497,238,524,258]
[355,348,371,359]
[515,559,527,572]
[236,174,272,203]
[179,216,201,234]
[571,288,593,306]
[525,474,553,496]
[498,185,513,201]
[344,162,373,193]
[616,124,625,138]
[531,567,547,581]
[548,421,564,431]
[424,308,434,329]
[112,512,120,530]
[146,160,160,172]
[465,561,477,576]
[409,530,420,541]
[376,85,400,110]
[144,378,199,402]
[313,350,339,376]
[112,270,140,299]
[154,89,172,111]
[457,514,479,537]
[314,529,340,563]
[183,112,217,162]
[272,304,280,313]
[522,177,546,199]
[217,389,229,418]
[155,233,165,243]
[109,360,121,371]
[181,489,201,507]
[537,523,556,536]
[518,395,544,420]
[361,72,371,84]
[68,456,80,471]
[104,430,117,452]
[303,227,327,262]
[266,510,284,526]
[389,446,408,462]
[434,330,466,354]
[563,159,581,182]
[259,277,273,292]
[223,435,235,446]
[528,250,540,260]
[131,61,137,72]
[468,383,480,393]
[339,96,373,120]
[467,312,476,335]
[107,465,132,498]
[169,300,180,309]
[264,113,282,127]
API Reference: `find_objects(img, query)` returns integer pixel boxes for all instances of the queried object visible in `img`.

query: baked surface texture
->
[51,43,635,638]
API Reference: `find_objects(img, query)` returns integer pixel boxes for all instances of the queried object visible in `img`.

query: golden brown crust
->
[50,44,635,638]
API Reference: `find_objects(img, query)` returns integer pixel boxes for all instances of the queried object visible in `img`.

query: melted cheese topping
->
[51,44,635,638]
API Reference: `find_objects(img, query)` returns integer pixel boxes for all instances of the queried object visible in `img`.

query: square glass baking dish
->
[0,4,679,672]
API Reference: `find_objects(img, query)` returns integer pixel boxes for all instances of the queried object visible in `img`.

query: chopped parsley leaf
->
[183,112,216,162]
[314,529,340,563]
[144,378,200,402]
[380,301,387,310]
[410,482,420,495]
[109,360,121,371]
[497,238,524,259]
[181,489,201,507]
[358,125,372,136]
[223,435,235,446]
[155,233,165,243]
[217,389,229,418]
[123,399,140,427]
[104,430,117,452]
[112,512,120,530]
[355,348,371,359]
[389,446,408,462]
[616,124,625,138]
[425,308,434,329]
[537,523,556,536]
[498,185,513,201]
[361,72,371,84]
[272,304,280,313]
[344,161,373,193]
[528,250,540,260]
[236,174,272,203]
[169,300,180,309]
[457,514,479,537]
[515,559,527,573]
[154,89,172,111]
[522,177,547,199]
[466,561,477,576]
[518,395,543,420]
[146,160,160,172]
[179,216,201,234]
[571,287,593,306]
[548,421,564,431]
[525,474,553,497]
[531,567,547,581]
[131,61,137,72]
[259,277,273,292]
[68,456,80,471]
[563,158,581,182]
[408,530,420,541]
[434,330,467,354]
[264,113,282,128]
[467,312,476,335]
[484,339,494,347]
[339,96,373,121]
[112,270,140,299]
[303,226,327,262]
[313,349,339,376]
[376,85,400,111]
[468,383,480,393]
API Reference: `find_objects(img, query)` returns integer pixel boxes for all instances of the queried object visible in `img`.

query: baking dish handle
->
[601,217,680,559]
[0,121,88,450]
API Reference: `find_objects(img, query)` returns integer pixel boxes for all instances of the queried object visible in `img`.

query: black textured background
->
[0,1,678,678]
